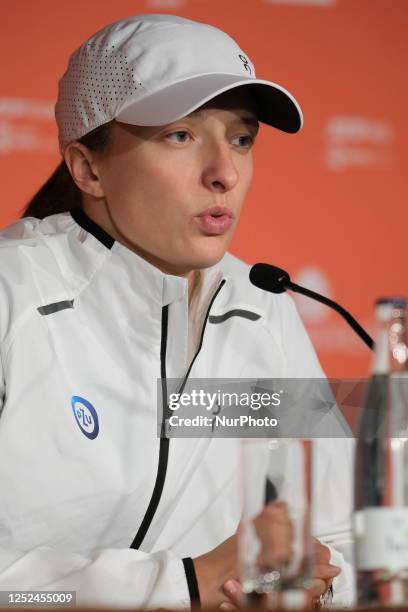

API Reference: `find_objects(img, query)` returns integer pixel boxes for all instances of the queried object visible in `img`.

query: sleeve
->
[0,267,197,609]
[326,544,355,608]
[0,546,194,609]
[0,332,193,606]
[0,344,196,609]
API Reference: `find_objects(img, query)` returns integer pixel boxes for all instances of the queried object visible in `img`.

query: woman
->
[0,13,353,608]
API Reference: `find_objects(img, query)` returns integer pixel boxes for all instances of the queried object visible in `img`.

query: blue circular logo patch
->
[71,396,99,440]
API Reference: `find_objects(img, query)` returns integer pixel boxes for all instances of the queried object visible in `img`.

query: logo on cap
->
[238,54,251,75]
[71,396,99,440]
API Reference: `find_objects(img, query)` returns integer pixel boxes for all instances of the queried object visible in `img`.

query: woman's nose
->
[202,144,239,193]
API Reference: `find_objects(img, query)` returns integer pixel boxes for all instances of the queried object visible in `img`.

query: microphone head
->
[249,263,291,294]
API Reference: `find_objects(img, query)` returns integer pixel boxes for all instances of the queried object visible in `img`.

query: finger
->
[307,578,328,599]
[255,526,293,544]
[313,564,341,580]
[255,519,293,539]
[266,500,289,510]
[255,528,293,551]
[261,501,291,517]
[223,579,244,608]
[257,545,294,567]
[261,506,292,523]
[257,539,293,566]
[219,602,237,611]
[313,540,331,564]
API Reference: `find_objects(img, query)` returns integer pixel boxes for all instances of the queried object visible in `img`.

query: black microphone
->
[249,263,374,351]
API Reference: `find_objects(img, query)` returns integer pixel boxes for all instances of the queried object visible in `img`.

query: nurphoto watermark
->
[155,378,388,438]
[157,377,408,439]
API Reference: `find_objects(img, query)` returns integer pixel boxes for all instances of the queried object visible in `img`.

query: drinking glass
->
[239,438,314,608]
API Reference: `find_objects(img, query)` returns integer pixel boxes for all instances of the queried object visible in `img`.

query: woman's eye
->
[166,131,191,143]
[231,134,253,148]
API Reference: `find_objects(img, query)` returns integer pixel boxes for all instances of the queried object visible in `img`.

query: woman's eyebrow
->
[241,116,259,127]
[234,116,260,132]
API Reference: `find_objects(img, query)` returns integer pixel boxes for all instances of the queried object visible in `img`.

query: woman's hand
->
[193,500,293,608]
[253,500,293,568]
[220,536,341,609]
[193,533,238,608]
[307,538,341,603]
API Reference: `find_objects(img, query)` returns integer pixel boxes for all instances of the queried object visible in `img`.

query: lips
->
[195,206,234,236]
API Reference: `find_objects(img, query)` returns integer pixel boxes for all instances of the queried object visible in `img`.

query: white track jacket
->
[0,210,354,607]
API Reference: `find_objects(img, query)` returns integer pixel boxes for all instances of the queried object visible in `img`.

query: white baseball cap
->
[55,14,303,153]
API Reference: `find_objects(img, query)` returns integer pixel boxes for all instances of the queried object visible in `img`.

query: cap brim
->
[116,73,303,133]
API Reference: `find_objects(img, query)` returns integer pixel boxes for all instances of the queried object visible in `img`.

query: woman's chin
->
[155,241,230,276]
[186,250,227,272]
[189,240,230,268]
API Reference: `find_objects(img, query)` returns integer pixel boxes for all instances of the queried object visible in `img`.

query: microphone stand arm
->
[288,282,375,351]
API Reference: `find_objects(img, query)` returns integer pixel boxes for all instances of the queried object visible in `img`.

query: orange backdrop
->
[1,0,407,377]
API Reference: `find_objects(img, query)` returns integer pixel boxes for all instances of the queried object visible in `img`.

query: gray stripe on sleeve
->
[37,300,74,316]
[209,309,261,324]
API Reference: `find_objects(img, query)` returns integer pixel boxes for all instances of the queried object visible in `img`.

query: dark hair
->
[22,121,113,219]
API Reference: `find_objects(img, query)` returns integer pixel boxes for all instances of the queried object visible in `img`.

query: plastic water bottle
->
[355,297,408,605]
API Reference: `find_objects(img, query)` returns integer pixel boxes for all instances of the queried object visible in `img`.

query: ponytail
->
[23,162,81,219]
[22,121,113,219]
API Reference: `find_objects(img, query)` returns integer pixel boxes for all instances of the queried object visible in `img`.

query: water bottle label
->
[355,508,408,571]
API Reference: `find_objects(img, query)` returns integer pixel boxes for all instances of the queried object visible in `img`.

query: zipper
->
[130,279,226,549]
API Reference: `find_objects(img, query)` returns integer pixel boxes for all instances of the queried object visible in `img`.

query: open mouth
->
[198,205,233,219]
[195,208,233,235]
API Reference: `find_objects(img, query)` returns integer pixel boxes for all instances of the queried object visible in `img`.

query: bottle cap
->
[375,297,407,323]
[376,297,407,308]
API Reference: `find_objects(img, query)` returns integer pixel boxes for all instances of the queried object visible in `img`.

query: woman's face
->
[85,89,259,276]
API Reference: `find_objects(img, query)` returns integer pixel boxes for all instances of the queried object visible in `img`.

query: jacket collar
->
[68,209,224,309]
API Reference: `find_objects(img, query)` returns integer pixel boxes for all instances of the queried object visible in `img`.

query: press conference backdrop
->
[1,0,407,377]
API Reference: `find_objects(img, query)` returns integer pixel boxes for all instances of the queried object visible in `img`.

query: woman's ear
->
[64,143,105,199]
